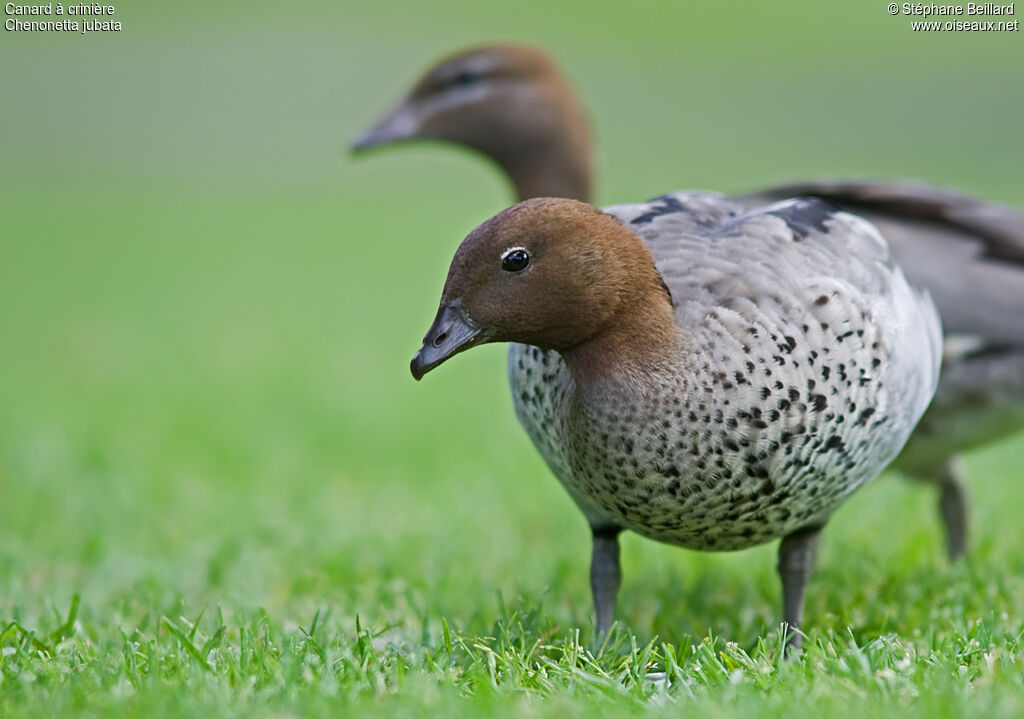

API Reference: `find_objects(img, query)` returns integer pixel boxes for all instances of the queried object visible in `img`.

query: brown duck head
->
[353,45,593,202]
[411,198,677,384]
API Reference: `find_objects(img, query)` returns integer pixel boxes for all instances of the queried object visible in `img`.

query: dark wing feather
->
[739,180,1024,345]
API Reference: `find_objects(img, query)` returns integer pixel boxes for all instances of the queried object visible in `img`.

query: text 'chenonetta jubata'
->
[411,193,942,649]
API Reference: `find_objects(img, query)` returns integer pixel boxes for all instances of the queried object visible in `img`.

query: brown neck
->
[502,142,592,202]
[561,284,682,394]
[485,120,592,202]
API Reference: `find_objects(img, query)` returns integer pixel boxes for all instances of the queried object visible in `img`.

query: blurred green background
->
[1,0,1023,712]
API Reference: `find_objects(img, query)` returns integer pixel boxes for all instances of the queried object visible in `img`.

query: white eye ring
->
[501,247,530,272]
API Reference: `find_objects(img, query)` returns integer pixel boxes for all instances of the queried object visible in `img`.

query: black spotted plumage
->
[509,192,941,550]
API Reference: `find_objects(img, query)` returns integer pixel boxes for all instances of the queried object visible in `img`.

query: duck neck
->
[561,291,684,398]
[495,133,592,203]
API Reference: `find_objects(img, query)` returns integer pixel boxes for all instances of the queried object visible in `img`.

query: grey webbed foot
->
[590,526,622,637]
[777,524,824,654]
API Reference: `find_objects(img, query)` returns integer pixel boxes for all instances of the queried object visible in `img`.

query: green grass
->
[2,1,1024,716]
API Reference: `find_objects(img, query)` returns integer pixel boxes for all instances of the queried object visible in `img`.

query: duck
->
[410,194,943,649]
[353,44,1024,564]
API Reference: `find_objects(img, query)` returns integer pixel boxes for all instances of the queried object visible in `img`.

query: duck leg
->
[938,455,968,560]
[778,524,823,653]
[590,526,622,636]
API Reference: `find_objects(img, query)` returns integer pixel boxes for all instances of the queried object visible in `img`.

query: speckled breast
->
[559,344,895,551]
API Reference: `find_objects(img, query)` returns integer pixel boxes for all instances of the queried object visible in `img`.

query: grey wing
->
[606,191,943,441]
[738,180,1024,346]
[604,191,907,309]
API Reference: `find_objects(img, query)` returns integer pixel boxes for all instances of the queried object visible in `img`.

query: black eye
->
[501,248,530,273]
[450,69,482,87]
